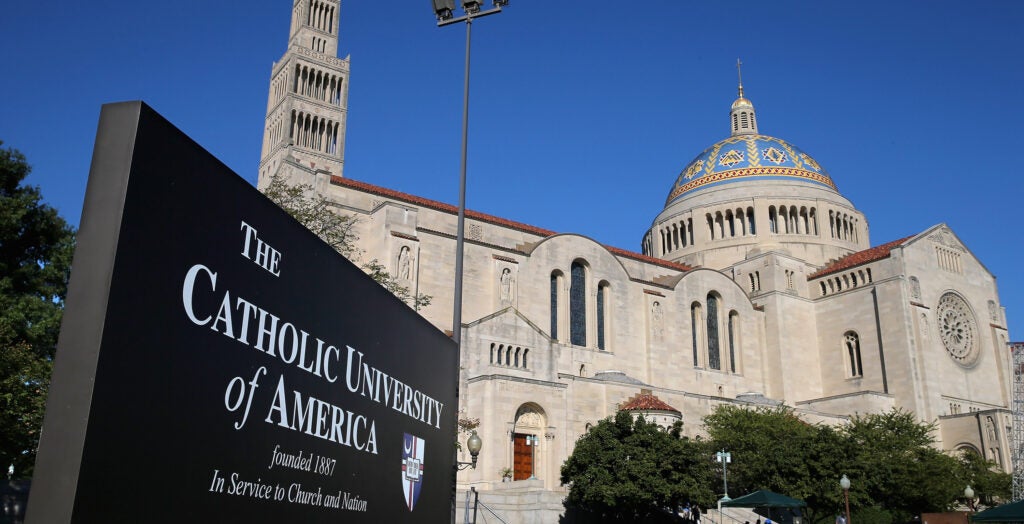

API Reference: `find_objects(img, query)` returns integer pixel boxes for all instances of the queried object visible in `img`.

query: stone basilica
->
[258,0,1014,511]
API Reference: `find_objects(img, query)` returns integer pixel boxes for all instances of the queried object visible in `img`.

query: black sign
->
[27,102,457,522]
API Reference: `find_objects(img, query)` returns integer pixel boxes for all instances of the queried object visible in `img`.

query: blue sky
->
[1,1,1021,339]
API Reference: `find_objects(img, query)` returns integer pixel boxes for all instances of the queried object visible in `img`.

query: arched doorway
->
[511,403,546,481]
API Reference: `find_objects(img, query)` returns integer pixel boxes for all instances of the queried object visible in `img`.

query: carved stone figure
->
[500,268,514,304]
[398,246,411,280]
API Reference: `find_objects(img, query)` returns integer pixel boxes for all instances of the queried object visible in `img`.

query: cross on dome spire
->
[737,58,744,98]
[730,59,758,136]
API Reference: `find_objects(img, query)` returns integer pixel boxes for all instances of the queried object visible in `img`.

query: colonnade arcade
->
[643,201,864,258]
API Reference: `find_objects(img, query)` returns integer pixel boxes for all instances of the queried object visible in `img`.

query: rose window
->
[937,292,977,365]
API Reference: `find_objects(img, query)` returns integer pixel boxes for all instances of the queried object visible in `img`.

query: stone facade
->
[257,4,1014,522]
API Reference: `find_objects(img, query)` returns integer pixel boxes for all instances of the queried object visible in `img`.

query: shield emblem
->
[401,433,425,511]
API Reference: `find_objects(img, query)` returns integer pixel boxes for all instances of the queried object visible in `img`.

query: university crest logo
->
[401,433,425,511]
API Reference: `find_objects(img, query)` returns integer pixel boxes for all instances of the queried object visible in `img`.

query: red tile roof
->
[808,236,914,279]
[331,176,693,272]
[620,392,680,413]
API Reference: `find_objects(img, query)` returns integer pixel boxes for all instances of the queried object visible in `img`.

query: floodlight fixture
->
[432,0,455,20]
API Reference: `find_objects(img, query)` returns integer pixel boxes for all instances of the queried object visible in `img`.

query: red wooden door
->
[513,433,533,480]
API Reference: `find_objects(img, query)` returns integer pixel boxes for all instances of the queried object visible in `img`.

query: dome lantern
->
[730,59,758,136]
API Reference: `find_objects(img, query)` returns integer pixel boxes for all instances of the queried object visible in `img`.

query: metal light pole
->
[716,450,732,515]
[431,6,509,522]
[451,430,482,523]
[431,0,508,349]
[964,485,976,512]
[840,474,851,524]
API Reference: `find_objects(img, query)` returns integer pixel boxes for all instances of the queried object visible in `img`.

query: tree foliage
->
[261,173,430,308]
[562,404,1010,523]
[704,405,848,524]
[959,448,1011,508]
[702,406,1010,524]
[561,411,714,521]
[0,142,75,477]
[839,410,962,522]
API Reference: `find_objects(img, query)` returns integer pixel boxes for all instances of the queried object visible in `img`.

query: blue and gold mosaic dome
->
[666,134,836,205]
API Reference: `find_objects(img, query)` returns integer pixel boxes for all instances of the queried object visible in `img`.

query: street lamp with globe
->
[964,485,977,512]
[840,474,851,524]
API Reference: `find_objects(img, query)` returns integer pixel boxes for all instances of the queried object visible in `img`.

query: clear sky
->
[1,1,1021,339]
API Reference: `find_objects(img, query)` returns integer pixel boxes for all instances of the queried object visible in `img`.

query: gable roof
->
[331,175,693,272]
[808,235,914,279]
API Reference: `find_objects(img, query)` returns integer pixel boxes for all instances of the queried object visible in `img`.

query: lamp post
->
[840,474,851,524]
[716,450,731,498]
[430,3,507,522]
[430,0,508,349]
[964,485,976,512]
[452,430,483,523]
[455,430,483,470]
[716,450,732,515]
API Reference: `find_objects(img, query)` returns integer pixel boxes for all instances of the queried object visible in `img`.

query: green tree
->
[560,410,714,521]
[261,173,430,308]
[704,405,847,524]
[702,406,990,524]
[959,449,1011,508]
[841,410,964,523]
[0,142,75,477]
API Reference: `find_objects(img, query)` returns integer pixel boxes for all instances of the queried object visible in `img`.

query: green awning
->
[971,500,1024,522]
[720,490,807,509]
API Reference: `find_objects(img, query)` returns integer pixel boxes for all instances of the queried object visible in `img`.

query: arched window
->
[522,348,529,369]
[707,294,721,370]
[728,311,739,373]
[570,261,587,346]
[768,206,777,233]
[845,332,863,377]
[747,206,756,235]
[490,343,495,363]
[691,303,702,367]
[550,271,562,340]
[597,282,610,350]
[514,348,520,367]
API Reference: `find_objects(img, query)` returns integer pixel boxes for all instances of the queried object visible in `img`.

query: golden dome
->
[731,96,753,110]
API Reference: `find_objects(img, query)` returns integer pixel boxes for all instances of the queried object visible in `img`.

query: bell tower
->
[258,0,350,188]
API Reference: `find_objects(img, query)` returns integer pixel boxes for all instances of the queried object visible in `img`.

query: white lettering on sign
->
[240,221,282,276]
